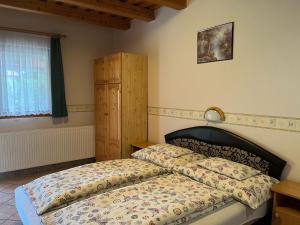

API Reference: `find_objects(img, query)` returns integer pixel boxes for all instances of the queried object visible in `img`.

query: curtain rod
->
[0,26,66,38]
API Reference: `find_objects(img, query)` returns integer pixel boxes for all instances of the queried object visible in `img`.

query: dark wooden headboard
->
[165,126,286,180]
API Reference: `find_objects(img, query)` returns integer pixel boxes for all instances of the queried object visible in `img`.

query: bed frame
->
[165,126,286,180]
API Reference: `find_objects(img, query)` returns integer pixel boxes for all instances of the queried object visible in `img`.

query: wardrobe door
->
[107,83,122,159]
[121,53,148,158]
[95,84,108,161]
[105,53,121,83]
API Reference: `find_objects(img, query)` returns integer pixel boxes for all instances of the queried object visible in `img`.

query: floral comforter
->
[177,162,279,209]
[42,174,233,225]
[24,159,168,215]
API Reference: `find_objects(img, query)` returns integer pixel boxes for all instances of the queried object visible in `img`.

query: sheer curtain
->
[0,31,52,117]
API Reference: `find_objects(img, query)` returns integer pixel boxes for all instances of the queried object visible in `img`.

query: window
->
[0,31,52,118]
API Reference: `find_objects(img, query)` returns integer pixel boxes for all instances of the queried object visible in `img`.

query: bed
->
[16,175,270,225]
[15,126,287,225]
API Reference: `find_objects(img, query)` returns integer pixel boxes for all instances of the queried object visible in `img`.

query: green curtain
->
[50,37,68,118]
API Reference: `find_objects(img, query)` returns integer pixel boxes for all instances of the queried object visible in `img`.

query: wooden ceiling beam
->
[0,0,130,30]
[145,0,187,10]
[55,0,155,21]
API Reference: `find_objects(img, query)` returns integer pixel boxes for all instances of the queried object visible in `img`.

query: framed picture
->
[197,22,234,64]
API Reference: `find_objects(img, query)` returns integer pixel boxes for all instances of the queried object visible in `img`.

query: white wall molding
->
[148,106,300,133]
[70,105,300,132]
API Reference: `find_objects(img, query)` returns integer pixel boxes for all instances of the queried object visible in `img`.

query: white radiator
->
[0,126,95,172]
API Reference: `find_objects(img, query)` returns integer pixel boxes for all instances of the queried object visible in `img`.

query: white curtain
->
[0,31,52,117]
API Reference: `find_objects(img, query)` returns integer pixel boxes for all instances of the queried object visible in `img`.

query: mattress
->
[15,184,269,225]
[187,200,270,225]
[15,186,43,225]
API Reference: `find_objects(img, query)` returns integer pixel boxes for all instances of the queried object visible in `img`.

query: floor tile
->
[0,184,14,193]
[0,179,12,186]
[0,193,12,205]
[0,178,17,185]
[8,212,20,221]
[17,175,40,185]
[0,184,10,192]
[5,198,15,207]
[2,177,26,186]
[2,220,22,225]
[0,169,59,225]
[0,205,17,220]
[0,184,19,194]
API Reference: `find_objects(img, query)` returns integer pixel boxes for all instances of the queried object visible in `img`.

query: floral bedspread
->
[177,162,279,209]
[42,174,233,225]
[24,159,168,215]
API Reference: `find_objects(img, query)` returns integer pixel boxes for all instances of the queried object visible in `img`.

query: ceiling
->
[0,0,187,30]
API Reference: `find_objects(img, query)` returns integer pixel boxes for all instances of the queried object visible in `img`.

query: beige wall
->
[0,8,113,132]
[113,0,300,181]
[1,1,299,181]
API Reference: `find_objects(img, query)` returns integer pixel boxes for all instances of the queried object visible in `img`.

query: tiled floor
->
[0,172,53,225]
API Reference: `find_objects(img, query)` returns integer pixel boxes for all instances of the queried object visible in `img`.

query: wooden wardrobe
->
[94,52,148,161]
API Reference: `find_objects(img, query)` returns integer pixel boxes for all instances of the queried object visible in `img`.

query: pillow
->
[233,174,278,209]
[132,147,206,171]
[164,153,207,171]
[196,157,261,181]
[177,162,234,189]
[177,162,278,209]
[148,143,193,157]
[132,147,170,165]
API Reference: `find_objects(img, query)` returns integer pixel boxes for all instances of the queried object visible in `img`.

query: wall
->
[0,7,114,133]
[113,0,300,181]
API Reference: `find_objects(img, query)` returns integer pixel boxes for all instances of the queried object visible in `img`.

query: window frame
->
[0,113,52,120]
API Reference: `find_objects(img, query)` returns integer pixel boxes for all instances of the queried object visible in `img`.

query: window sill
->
[0,114,52,120]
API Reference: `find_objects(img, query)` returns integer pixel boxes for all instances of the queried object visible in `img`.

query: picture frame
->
[197,22,234,64]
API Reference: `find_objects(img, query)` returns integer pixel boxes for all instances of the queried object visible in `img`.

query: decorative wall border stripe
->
[67,104,95,113]
[148,106,300,133]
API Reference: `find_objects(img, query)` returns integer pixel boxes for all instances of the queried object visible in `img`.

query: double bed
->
[15,126,287,225]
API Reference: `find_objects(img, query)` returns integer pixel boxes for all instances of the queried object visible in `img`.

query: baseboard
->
[0,157,96,180]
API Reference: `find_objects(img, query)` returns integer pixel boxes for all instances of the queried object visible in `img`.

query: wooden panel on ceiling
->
[125,0,159,9]
[144,0,187,10]
[54,0,155,21]
[0,0,130,30]
[0,0,187,30]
